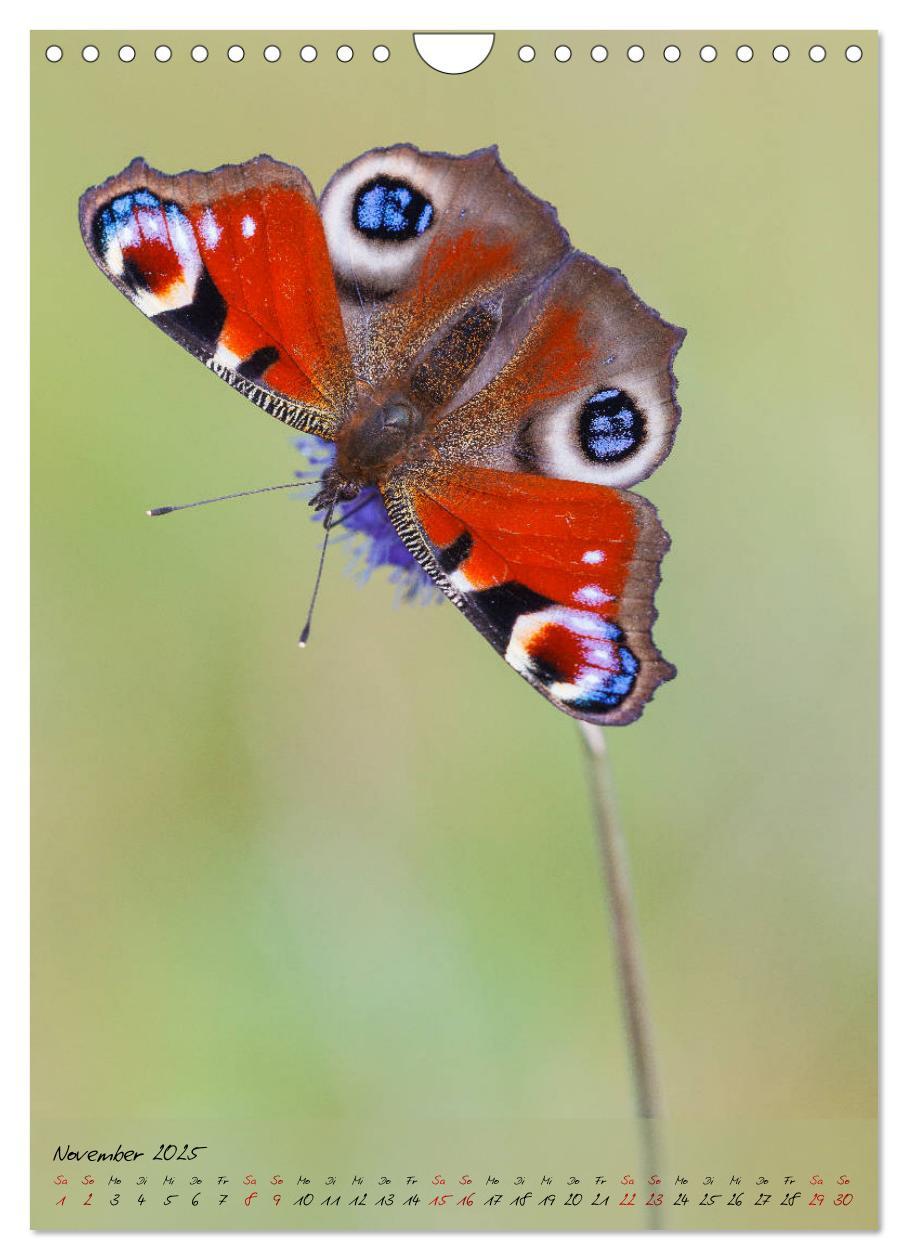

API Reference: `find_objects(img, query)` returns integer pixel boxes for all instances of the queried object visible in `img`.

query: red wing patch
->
[388,464,675,724]
[79,156,355,437]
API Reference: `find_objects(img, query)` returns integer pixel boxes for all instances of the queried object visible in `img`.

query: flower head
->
[294,435,439,602]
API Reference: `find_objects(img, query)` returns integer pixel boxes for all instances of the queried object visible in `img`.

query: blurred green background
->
[32,29,877,1227]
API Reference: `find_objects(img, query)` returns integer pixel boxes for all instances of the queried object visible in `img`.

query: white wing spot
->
[582,549,605,564]
[241,214,257,238]
[575,584,613,606]
[137,209,164,240]
[199,208,222,248]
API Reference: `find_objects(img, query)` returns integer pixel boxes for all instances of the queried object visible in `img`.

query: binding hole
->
[664,45,681,62]
[518,44,535,62]
[118,45,135,63]
[627,44,644,62]
[414,33,493,73]
[264,44,281,62]
[591,45,608,62]
[736,45,754,62]
[154,45,172,63]
[45,44,63,62]
[845,45,863,62]
[554,44,572,63]
[81,45,99,62]
[300,45,317,63]
[227,45,245,63]
[337,45,354,62]
[373,45,390,62]
[191,45,208,62]
[699,44,717,62]
[809,45,826,62]
[773,45,790,62]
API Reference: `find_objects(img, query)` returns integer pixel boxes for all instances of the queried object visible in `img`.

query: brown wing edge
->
[318,141,569,247]
[602,492,677,726]
[583,253,687,487]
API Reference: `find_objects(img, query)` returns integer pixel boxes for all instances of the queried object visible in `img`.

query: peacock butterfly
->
[79,145,684,724]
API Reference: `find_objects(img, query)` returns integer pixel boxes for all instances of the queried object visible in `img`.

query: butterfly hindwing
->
[384,465,675,725]
[433,251,684,489]
[79,156,355,438]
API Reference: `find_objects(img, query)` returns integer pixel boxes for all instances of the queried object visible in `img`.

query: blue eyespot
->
[579,388,644,463]
[576,634,639,712]
[353,178,434,241]
[93,189,162,253]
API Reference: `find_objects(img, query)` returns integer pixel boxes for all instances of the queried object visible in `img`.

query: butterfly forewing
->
[79,156,354,438]
[384,465,675,725]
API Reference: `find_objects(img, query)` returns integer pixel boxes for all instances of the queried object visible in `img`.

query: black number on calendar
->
[153,1143,207,1161]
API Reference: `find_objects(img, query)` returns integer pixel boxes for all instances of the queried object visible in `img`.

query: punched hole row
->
[518,43,863,64]
[46,41,865,66]
[44,43,392,64]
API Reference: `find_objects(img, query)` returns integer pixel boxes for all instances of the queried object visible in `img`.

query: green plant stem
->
[580,722,665,1210]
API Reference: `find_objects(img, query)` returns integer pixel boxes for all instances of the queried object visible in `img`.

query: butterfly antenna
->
[299,497,337,648]
[146,479,320,517]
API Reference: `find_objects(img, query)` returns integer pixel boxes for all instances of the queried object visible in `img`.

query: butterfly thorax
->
[333,394,428,487]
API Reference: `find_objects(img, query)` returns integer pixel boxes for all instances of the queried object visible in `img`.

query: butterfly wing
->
[79,156,355,439]
[385,465,673,725]
[318,144,570,402]
[374,178,684,724]
[433,250,684,488]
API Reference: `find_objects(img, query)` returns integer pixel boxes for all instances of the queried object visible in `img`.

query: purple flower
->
[294,436,439,602]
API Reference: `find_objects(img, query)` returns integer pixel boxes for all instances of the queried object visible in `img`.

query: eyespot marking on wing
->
[506,607,640,714]
[517,380,665,488]
[321,150,451,297]
[579,388,645,464]
[91,189,204,317]
[353,178,435,241]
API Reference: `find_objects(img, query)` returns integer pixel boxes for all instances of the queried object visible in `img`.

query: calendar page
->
[30,28,878,1232]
